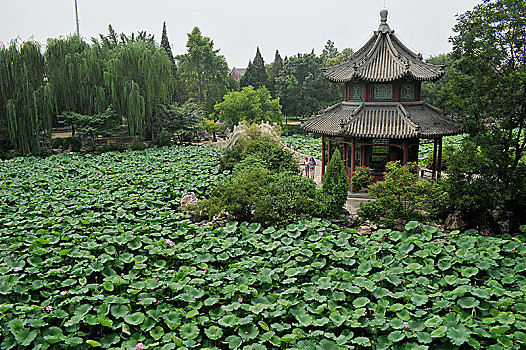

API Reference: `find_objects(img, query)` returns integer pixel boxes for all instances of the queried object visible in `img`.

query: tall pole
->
[74,0,80,37]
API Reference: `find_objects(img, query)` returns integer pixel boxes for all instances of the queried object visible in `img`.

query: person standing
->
[309,157,316,179]
[304,157,310,177]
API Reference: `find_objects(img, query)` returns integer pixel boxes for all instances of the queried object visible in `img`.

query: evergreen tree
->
[241,47,268,89]
[160,21,175,65]
[321,39,338,62]
[322,149,349,214]
[268,50,283,97]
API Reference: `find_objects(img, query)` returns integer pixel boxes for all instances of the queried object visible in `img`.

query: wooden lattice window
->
[371,84,393,101]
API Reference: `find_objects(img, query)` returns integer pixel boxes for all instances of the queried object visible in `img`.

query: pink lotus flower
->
[58,217,63,221]
[380,243,383,246]
[14,266,23,272]
[403,321,410,328]
[60,291,68,296]
[313,287,316,291]
[136,343,145,349]
[204,269,207,273]
[10,254,14,258]
[37,210,43,215]
[319,232,323,236]
[117,206,122,210]
[121,273,125,277]
[511,306,515,310]
[46,305,53,312]
[131,235,135,238]
[238,298,243,303]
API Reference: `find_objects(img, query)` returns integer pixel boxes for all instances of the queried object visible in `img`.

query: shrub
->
[359,161,436,226]
[220,137,297,174]
[232,155,267,176]
[253,172,326,226]
[51,137,65,149]
[101,141,126,153]
[63,137,82,152]
[154,130,173,147]
[351,166,372,192]
[130,140,148,151]
[322,149,349,215]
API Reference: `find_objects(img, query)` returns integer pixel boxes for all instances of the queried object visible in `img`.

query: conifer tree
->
[241,47,268,89]
[268,50,283,97]
[160,21,175,65]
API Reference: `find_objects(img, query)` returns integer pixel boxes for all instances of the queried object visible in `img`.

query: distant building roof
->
[323,9,444,83]
[230,67,247,77]
[301,101,461,139]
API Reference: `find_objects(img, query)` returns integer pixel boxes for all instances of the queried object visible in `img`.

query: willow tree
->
[0,40,51,155]
[45,36,108,123]
[177,27,229,114]
[104,40,175,139]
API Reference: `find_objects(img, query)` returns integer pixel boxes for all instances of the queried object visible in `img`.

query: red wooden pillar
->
[321,135,326,181]
[431,139,437,179]
[437,137,443,179]
[402,140,408,165]
[350,137,356,191]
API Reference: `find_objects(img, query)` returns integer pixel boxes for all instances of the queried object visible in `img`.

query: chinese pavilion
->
[301,9,461,184]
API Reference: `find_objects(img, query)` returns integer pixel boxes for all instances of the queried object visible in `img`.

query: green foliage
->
[351,166,372,192]
[432,139,526,232]
[214,86,282,129]
[60,108,119,150]
[160,21,175,66]
[322,149,349,213]
[276,52,342,117]
[254,172,326,226]
[155,101,203,143]
[420,53,456,110]
[424,145,457,171]
[267,50,283,97]
[177,27,229,114]
[220,136,297,174]
[359,162,436,226]
[240,47,268,89]
[232,155,267,176]
[0,40,51,155]
[439,0,526,232]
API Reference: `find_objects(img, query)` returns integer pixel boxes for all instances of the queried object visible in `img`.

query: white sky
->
[0,0,481,68]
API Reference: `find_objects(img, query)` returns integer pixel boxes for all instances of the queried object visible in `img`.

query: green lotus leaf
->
[65,337,84,346]
[124,312,145,325]
[296,313,313,326]
[205,325,223,340]
[352,337,371,346]
[496,312,515,324]
[329,311,347,327]
[225,335,242,349]
[11,323,37,346]
[447,324,470,345]
[353,296,370,308]
[461,266,479,278]
[458,297,479,309]
[43,326,65,344]
[316,339,338,350]
[179,323,199,340]
[431,325,447,338]
[405,221,420,230]
[514,331,526,344]
[218,314,238,327]
[411,294,428,306]
[424,315,443,328]
[111,304,128,319]
[238,324,259,341]
[388,330,405,342]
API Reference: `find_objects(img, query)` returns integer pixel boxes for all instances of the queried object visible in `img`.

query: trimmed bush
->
[351,166,372,192]
[322,149,349,215]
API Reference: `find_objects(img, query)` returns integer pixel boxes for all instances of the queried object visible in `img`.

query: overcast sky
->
[1,0,481,68]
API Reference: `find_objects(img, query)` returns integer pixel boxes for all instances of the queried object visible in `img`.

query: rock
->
[180,192,198,207]
[444,212,466,230]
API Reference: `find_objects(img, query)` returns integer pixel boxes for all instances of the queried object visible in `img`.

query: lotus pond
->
[1,147,526,350]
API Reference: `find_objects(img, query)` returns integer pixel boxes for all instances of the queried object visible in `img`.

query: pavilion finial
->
[380,8,388,23]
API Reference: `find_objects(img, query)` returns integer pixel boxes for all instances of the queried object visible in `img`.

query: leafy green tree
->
[60,108,118,150]
[321,39,338,62]
[325,47,353,67]
[45,36,108,122]
[154,101,203,143]
[104,40,175,140]
[421,53,456,109]
[241,47,268,89]
[0,40,52,155]
[439,0,526,232]
[214,86,282,129]
[276,52,342,117]
[268,50,283,97]
[177,27,229,114]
